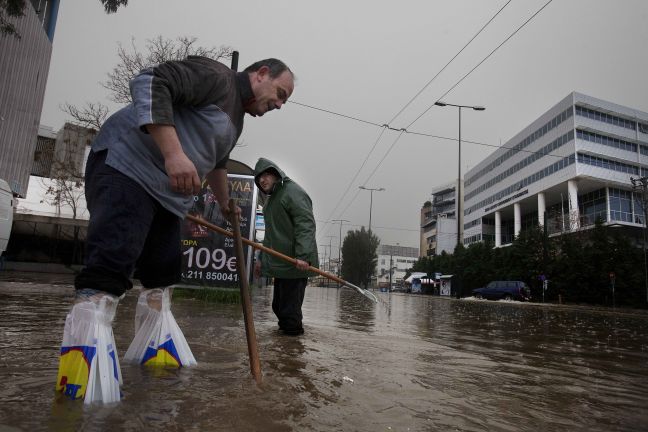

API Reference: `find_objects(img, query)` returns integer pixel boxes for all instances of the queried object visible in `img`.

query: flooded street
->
[1,275,648,431]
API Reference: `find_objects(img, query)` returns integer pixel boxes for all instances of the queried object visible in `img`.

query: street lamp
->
[434,101,485,248]
[319,243,329,287]
[332,219,349,284]
[358,186,385,234]
[325,235,335,274]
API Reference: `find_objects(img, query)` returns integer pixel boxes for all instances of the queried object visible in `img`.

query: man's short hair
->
[244,58,293,79]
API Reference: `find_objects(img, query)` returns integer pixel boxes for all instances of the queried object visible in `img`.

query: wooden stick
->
[228,200,262,384]
[185,214,378,303]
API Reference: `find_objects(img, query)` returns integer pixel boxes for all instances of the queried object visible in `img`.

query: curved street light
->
[434,101,485,247]
[358,186,385,235]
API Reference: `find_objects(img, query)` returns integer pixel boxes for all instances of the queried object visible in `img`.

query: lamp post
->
[325,235,335,274]
[358,186,385,234]
[319,243,329,287]
[332,219,349,285]
[434,101,485,248]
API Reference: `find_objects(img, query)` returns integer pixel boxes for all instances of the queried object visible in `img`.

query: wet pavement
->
[1,273,648,431]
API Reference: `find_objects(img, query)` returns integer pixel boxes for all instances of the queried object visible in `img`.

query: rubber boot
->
[56,289,122,404]
[124,288,197,367]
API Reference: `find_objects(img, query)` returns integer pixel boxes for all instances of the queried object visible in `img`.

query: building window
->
[609,188,633,223]
[579,188,607,225]
[577,129,637,152]
[577,153,639,175]
[466,107,573,186]
[465,130,574,201]
[575,105,636,130]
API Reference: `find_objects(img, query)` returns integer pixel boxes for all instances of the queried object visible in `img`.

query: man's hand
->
[295,259,310,271]
[165,152,201,195]
[146,124,201,195]
[221,204,242,223]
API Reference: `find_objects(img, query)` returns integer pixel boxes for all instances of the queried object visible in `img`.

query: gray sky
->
[40,0,648,253]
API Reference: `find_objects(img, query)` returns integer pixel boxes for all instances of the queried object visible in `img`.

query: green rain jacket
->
[254,158,319,279]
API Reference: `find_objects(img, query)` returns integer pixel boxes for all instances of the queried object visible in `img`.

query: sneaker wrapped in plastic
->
[124,288,197,367]
[56,289,122,404]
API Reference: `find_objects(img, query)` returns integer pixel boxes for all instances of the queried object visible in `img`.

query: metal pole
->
[332,219,349,287]
[434,101,483,248]
[457,106,462,248]
[230,50,239,71]
[389,251,393,292]
[369,189,373,234]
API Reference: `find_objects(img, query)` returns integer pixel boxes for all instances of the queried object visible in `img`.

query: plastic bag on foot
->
[56,292,122,404]
[124,288,197,367]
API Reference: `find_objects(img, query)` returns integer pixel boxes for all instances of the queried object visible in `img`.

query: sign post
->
[180,174,257,288]
[609,272,616,308]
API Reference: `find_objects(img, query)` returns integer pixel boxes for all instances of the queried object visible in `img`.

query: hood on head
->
[254,158,287,192]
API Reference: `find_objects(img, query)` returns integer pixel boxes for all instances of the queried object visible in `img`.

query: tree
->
[1,0,127,38]
[41,124,97,265]
[103,36,233,104]
[0,0,23,37]
[63,36,233,128]
[340,227,379,288]
[60,102,109,131]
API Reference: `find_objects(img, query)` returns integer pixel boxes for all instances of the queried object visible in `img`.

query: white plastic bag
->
[56,294,122,404]
[124,288,196,367]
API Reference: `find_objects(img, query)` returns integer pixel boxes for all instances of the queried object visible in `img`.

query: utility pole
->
[631,176,648,303]
[332,219,349,287]
[319,244,328,287]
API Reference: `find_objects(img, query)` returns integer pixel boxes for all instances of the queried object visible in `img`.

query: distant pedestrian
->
[253,158,318,335]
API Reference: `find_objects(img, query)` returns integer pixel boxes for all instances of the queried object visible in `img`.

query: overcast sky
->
[40,0,648,253]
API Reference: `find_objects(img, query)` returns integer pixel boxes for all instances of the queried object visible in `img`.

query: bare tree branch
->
[99,0,128,14]
[60,102,108,130]
[102,36,233,104]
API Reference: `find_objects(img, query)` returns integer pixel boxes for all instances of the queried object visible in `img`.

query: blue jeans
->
[75,150,181,297]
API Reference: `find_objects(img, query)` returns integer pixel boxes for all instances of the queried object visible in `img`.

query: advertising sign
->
[180,174,257,288]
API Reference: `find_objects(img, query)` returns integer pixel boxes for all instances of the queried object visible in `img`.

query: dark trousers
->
[75,150,182,297]
[272,278,307,332]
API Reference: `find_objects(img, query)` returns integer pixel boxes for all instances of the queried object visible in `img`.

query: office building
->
[462,92,648,247]
[0,0,60,197]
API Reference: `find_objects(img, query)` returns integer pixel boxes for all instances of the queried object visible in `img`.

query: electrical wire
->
[387,0,513,126]
[302,0,556,242]
[407,0,555,129]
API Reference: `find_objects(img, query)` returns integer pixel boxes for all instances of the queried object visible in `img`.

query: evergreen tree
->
[341,227,379,288]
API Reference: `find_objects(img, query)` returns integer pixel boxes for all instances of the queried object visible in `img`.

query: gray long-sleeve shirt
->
[91,56,253,217]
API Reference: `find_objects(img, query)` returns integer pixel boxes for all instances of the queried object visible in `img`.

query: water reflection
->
[336,287,376,332]
[2,279,648,432]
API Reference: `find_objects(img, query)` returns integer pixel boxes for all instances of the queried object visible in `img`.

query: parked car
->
[472,281,531,301]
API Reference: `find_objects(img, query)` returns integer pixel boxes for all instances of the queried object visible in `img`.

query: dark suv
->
[472,281,531,301]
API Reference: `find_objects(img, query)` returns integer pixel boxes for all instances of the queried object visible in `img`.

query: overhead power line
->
[387,0,513,126]
[407,0,556,129]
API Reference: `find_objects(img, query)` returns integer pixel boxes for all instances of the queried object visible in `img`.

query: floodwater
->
[1,274,648,432]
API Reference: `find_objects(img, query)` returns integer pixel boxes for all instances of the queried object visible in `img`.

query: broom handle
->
[228,200,262,384]
[186,214,353,287]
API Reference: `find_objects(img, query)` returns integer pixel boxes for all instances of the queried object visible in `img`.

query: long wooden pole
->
[228,200,262,384]
[185,214,378,303]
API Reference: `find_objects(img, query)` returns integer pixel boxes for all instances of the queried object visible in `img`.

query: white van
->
[0,179,14,254]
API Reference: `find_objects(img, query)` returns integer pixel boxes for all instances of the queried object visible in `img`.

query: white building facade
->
[376,244,419,288]
[420,182,459,257]
[463,92,648,247]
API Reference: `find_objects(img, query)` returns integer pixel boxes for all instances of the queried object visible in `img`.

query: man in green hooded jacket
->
[253,158,319,335]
